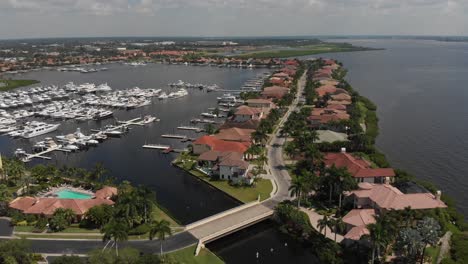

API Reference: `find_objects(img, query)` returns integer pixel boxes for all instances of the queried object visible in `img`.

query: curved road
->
[0,71,306,255]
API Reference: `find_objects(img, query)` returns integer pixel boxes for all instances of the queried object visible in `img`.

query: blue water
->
[56,190,93,199]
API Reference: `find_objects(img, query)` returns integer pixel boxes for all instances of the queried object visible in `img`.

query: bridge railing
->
[185,200,260,231]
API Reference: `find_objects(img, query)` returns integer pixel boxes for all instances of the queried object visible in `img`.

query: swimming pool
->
[56,190,93,199]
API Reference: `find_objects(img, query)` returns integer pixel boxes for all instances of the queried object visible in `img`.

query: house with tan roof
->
[192,135,249,155]
[214,128,255,143]
[197,151,252,184]
[246,98,276,109]
[261,86,290,100]
[308,108,350,129]
[342,209,376,240]
[233,106,264,122]
[9,186,117,221]
[324,150,395,184]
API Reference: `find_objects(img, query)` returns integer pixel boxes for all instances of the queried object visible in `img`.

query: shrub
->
[16,220,28,226]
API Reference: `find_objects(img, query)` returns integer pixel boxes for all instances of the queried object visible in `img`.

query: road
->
[266,71,307,204]
[0,71,307,255]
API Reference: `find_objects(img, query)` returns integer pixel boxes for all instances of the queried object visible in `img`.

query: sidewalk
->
[300,207,344,243]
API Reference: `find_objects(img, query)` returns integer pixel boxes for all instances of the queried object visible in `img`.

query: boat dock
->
[142,144,170,150]
[161,134,187,139]
[177,126,203,132]
[21,145,71,163]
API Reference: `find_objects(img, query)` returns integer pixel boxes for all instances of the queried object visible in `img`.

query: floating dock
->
[21,145,71,163]
[177,126,203,132]
[142,144,170,150]
[161,134,187,139]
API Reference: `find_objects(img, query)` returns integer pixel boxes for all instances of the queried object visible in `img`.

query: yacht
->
[201,112,218,118]
[158,92,168,100]
[217,93,237,103]
[142,115,158,124]
[21,123,60,139]
[93,110,113,120]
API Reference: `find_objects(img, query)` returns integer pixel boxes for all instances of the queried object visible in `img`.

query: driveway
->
[0,218,13,237]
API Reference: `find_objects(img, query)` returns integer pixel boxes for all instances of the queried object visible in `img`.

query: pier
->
[177,126,203,132]
[142,144,170,150]
[161,134,187,139]
[21,145,71,163]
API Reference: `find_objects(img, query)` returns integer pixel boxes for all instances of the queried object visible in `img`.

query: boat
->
[201,112,217,118]
[21,123,60,139]
[158,92,168,100]
[64,144,79,151]
[93,110,113,120]
[217,93,237,103]
[142,115,157,124]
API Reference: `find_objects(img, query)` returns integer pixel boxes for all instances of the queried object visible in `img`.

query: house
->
[348,182,447,213]
[192,135,249,155]
[233,106,263,122]
[9,186,117,221]
[246,99,276,109]
[261,86,290,100]
[214,128,255,143]
[323,150,395,183]
[342,209,376,240]
[341,182,447,240]
[197,151,252,184]
[220,119,261,130]
[308,108,350,129]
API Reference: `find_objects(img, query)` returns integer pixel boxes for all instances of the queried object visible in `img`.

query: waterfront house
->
[220,119,261,130]
[308,108,350,129]
[261,86,290,100]
[192,135,249,155]
[197,151,252,184]
[323,150,395,183]
[348,182,447,213]
[214,128,255,143]
[233,106,264,122]
[246,99,276,109]
[342,209,376,240]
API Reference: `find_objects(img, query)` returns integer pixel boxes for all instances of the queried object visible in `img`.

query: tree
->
[85,204,114,228]
[395,228,424,263]
[252,130,268,146]
[332,217,346,242]
[204,123,216,135]
[212,107,220,117]
[317,215,332,237]
[417,217,441,264]
[289,177,305,207]
[89,162,107,182]
[49,208,75,232]
[0,239,34,264]
[401,206,416,228]
[102,220,129,256]
[149,219,173,255]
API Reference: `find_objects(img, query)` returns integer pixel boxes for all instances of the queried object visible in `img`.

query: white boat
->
[21,123,60,139]
[142,115,157,124]
[201,112,217,118]
[64,144,79,151]
[158,92,168,99]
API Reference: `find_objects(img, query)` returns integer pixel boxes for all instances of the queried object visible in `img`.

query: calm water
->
[209,39,468,263]
[309,39,468,216]
[2,63,266,224]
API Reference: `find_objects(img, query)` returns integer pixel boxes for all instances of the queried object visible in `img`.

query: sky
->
[1,0,467,39]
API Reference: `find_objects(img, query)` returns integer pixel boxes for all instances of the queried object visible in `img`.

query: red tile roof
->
[193,136,249,153]
[261,86,290,99]
[324,152,395,178]
[215,128,255,142]
[350,183,447,210]
[235,106,263,116]
[343,209,376,227]
[9,196,114,216]
[95,186,117,199]
[344,226,370,240]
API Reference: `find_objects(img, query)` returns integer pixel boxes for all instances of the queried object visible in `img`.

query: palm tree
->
[289,177,305,207]
[149,219,173,255]
[252,130,268,146]
[401,206,416,228]
[102,220,129,256]
[54,208,75,225]
[204,123,216,135]
[332,217,346,242]
[317,215,332,237]
[90,162,107,182]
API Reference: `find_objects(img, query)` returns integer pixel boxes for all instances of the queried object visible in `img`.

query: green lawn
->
[168,245,224,264]
[185,167,272,203]
[426,245,441,264]
[237,44,374,58]
[152,205,181,227]
[0,79,39,91]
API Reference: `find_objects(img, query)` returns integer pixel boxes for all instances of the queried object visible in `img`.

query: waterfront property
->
[214,127,255,143]
[323,149,396,184]
[8,186,117,221]
[261,86,290,100]
[341,182,447,241]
